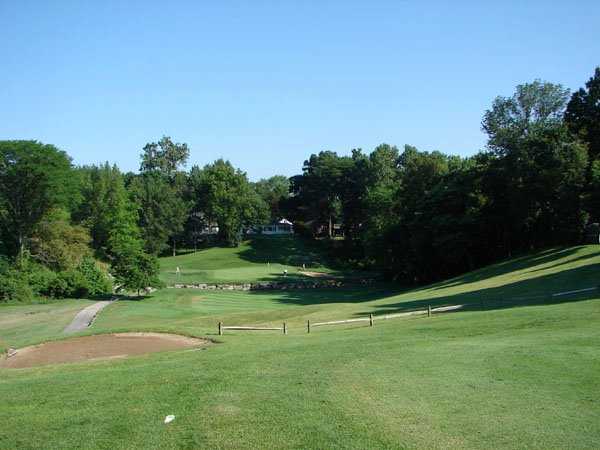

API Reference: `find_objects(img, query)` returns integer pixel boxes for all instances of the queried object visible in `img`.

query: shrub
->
[26,264,58,295]
[111,243,163,295]
[0,253,111,301]
[46,270,87,298]
[76,257,112,296]
[0,261,34,303]
[43,258,111,298]
[43,272,71,298]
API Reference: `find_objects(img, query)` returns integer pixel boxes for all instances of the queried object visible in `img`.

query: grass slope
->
[159,236,337,285]
[1,246,599,449]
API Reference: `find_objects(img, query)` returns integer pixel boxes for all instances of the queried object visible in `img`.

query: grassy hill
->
[159,236,339,285]
[1,245,599,448]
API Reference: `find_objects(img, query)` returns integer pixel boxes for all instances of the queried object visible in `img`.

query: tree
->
[29,209,92,271]
[359,144,400,251]
[110,240,162,296]
[136,137,192,255]
[292,151,354,237]
[128,172,190,255]
[565,67,600,160]
[140,136,189,178]
[75,163,139,257]
[481,81,587,254]
[192,160,269,246]
[253,175,290,220]
[388,146,458,282]
[0,141,75,258]
[482,80,570,152]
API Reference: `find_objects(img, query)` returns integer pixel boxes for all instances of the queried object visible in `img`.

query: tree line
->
[286,68,600,283]
[0,67,598,300]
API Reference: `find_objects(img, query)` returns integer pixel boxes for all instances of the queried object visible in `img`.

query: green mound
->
[159,236,338,285]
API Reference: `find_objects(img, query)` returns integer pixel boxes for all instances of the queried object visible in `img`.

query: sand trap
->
[0,333,210,369]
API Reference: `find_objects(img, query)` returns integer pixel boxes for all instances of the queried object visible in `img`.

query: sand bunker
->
[0,332,209,369]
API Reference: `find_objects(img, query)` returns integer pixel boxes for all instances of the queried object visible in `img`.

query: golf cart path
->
[63,301,113,333]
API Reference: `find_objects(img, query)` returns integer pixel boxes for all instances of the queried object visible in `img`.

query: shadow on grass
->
[237,236,379,280]
[428,246,599,292]
[363,262,600,316]
[162,236,379,283]
[245,257,600,316]
[237,235,330,267]
[242,283,407,306]
[112,294,152,301]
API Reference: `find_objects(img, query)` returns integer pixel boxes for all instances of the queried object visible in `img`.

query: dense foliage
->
[286,72,600,283]
[0,67,598,299]
[187,159,269,246]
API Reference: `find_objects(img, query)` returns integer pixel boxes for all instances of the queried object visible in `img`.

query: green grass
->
[1,245,600,449]
[0,299,98,352]
[159,236,339,285]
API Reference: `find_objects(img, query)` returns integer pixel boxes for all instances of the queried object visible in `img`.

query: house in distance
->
[249,218,294,235]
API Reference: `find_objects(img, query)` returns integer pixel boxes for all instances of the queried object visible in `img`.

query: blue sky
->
[1,1,599,180]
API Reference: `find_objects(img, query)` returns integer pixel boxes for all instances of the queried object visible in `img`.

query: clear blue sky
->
[1,1,599,180]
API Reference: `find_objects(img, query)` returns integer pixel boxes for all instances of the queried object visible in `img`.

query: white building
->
[256,218,294,235]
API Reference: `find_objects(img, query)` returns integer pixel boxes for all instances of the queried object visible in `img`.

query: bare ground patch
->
[298,270,340,278]
[0,332,210,369]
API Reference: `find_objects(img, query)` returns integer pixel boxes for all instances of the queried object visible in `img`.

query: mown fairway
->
[1,245,600,449]
[159,236,337,285]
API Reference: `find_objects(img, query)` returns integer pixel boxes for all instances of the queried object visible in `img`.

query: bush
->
[42,272,70,298]
[0,261,34,303]
[0,257,49,302]
[27,264,58,294]
[111,243,163,295]
[44,270,85,298]
[76,257,112,296]
[43,258,111,298]
[0,255,111,301]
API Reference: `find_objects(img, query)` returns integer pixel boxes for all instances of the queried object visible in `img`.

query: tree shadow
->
[361,263,600,316]
[426,246,595,291]
[237,236,378,280]
[524,249,600,274]
[112,293,152,301]
[237,236,330,267]
[243,283,407,306]
[241,258,600,318]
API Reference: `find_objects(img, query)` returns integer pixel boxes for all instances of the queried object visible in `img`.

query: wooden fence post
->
[427,305,431,317]
[218,322,223,335]
[283,322,287,335]
[307,320,311,333]
[369,313,373,327]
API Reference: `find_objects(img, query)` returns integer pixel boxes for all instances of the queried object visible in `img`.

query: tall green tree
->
[129,172,190,255]
[75,163,139,257]
[253,175,290,220]
[482,80,570,152]
[140,136,189,178]
[0,141,75,258]
[110,240,162,296]
[481,81,587,253]
[135,137,192,255]
[565,67,600,160]
[565,67,600,220]
[360,144,400,248]
[292,151,354,237]
[192,160,268,246]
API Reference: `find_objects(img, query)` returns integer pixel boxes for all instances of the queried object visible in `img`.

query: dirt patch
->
[0,332,210,369]
[298,270,338,278]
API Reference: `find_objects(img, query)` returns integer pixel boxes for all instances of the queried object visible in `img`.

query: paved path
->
[63,301,113,334]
